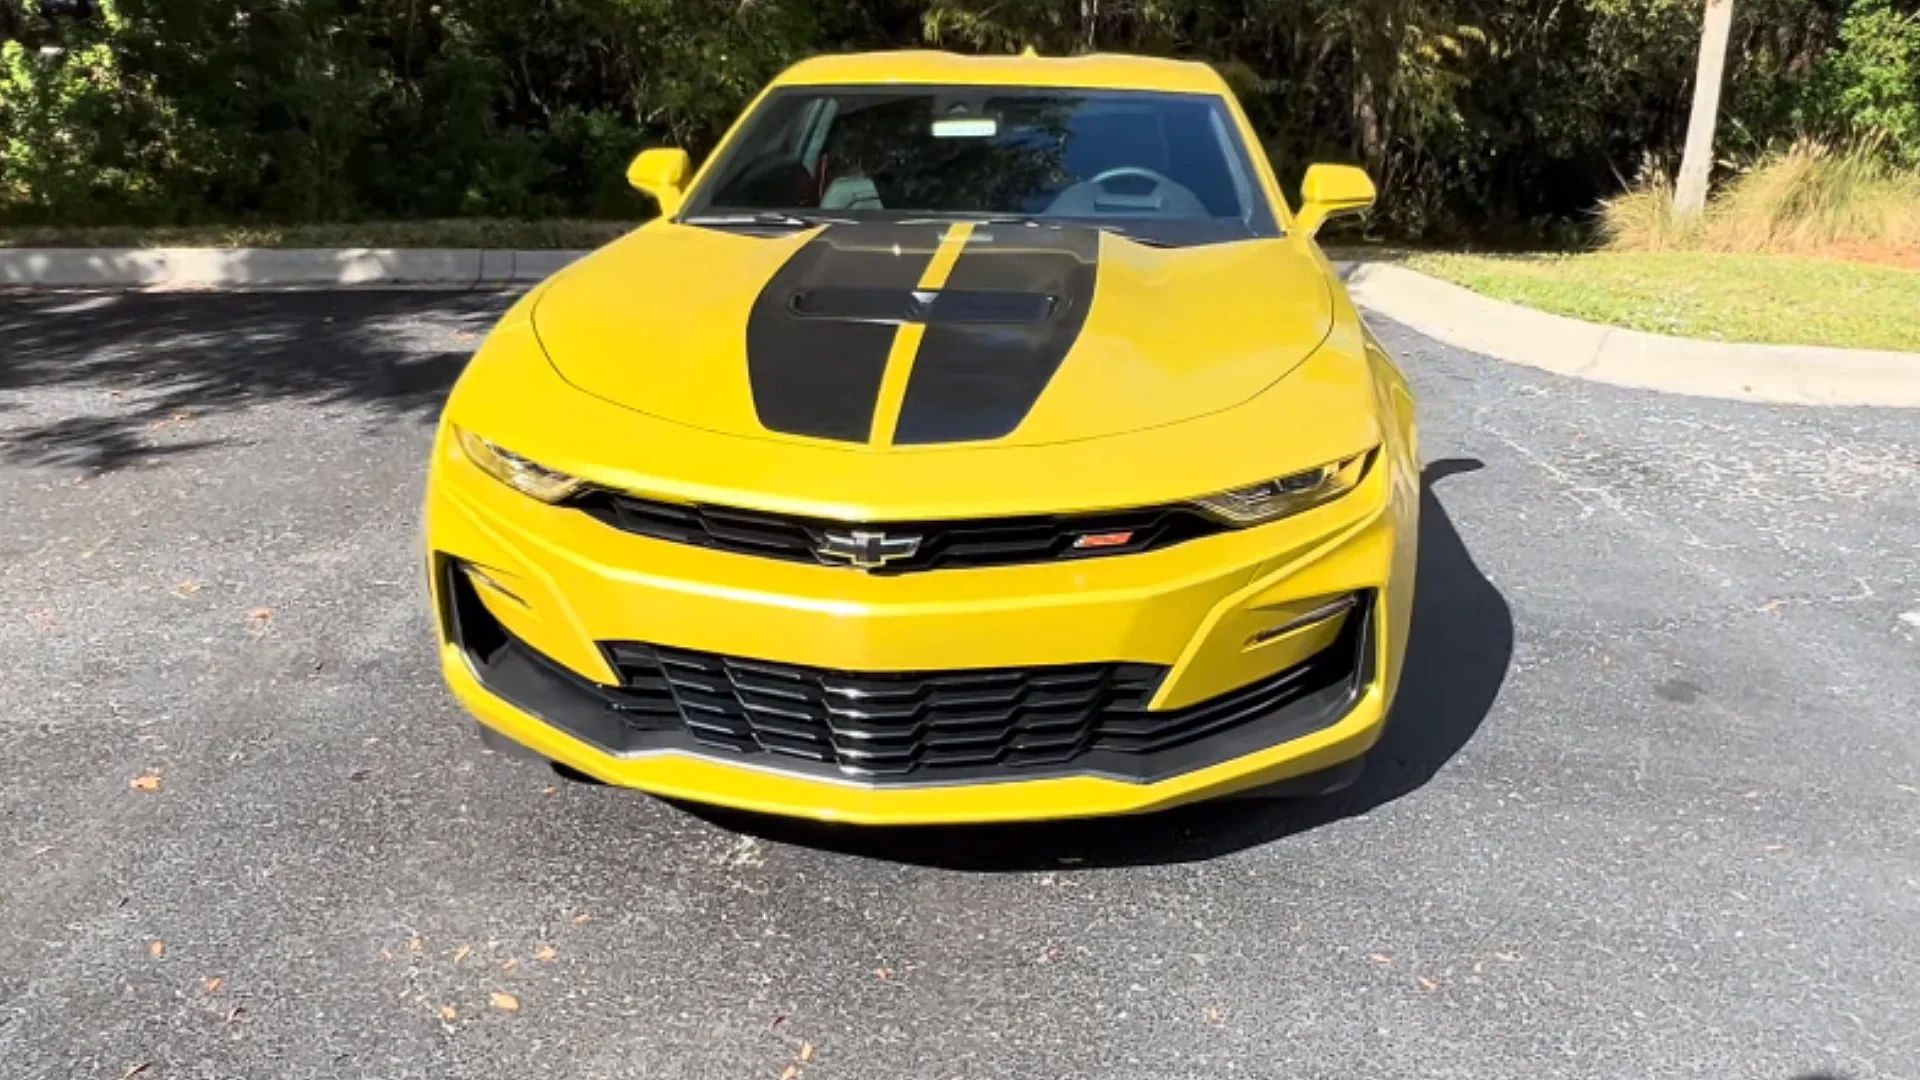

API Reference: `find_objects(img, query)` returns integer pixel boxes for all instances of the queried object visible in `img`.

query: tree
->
[1675,0,1736,219]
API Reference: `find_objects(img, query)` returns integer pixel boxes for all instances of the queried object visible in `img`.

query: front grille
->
[604,646,1160,776]
[442,554,1372,785]
[566,490,1225,573]
[599,600,1365,780]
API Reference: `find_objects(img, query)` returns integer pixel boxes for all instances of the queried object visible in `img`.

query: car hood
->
[531,220,1334,448]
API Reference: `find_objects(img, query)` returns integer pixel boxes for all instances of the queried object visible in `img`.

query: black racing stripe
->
[892,226,1100,445]
[746,223,945,442]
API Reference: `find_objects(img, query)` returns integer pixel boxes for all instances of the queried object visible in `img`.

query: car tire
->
[475,722,541,760]
[1225,754,1366,801]
[549,761,608,785]
[473,724,613,786]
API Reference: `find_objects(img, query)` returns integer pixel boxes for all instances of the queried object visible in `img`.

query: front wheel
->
[1225,754,1366,801]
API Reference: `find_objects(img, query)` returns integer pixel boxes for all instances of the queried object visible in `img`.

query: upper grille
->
[601,622,1359,779]
[567,491,1225,573]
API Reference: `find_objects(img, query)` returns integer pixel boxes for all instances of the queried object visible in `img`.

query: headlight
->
[1194,450,1372,525]
[453,426,585,503]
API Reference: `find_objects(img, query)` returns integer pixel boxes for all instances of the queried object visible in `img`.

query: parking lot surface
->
[2,289,1917,1079]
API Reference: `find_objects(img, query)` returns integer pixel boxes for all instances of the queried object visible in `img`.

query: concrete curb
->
[1340,261,1920,409]
[5,245,1914,407]
[0,247,592,289]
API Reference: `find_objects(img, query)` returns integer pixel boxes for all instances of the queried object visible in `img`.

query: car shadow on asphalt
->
[676,458,1513,870]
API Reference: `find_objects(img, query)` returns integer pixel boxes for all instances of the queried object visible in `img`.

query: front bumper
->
[426,433,1417,824]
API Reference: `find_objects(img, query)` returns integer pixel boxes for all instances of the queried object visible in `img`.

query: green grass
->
[0,218,631,250]
[1400,250,1920,352]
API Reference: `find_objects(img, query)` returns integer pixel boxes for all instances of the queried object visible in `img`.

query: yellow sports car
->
[425,50,1419,825]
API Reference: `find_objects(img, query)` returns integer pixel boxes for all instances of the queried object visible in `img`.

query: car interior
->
[703,90,1259,222]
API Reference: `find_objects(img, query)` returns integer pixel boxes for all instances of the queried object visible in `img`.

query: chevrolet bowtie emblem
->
[815,529,922,569]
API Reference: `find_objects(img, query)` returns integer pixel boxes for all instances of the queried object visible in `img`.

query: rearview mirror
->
[1295,163,1376,238]
[627,148,692,217]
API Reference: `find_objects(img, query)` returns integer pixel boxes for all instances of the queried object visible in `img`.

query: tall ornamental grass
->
[1601,141,1920,264]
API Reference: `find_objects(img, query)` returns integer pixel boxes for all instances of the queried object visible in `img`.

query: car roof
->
[771,50,1231,95]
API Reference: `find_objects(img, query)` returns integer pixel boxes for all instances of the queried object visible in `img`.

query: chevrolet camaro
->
[425,50,1419,825]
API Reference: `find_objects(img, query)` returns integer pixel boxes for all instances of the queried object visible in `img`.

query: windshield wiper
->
[679,211,854,229]
[900,215,1177,247]
[1096,225,1176,248]
[899,215,1046,227]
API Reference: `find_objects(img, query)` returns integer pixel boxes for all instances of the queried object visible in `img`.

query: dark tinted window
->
[690,86,1276,240]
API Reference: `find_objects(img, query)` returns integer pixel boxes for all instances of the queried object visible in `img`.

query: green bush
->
[2,0,1918,237]
[1803,0,1920,164]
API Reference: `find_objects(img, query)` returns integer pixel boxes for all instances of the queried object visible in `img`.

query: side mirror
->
[627,148,692,217]
[1295,163,1376,237]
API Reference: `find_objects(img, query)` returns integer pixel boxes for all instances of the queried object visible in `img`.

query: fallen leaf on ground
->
[780,1067,799,1080]
[1417,976,1440,992]
[489,991,521,1013]
[131,773,163,792]
[534,945,557,962]
[149,941,166,959]
[799,1041,814,1062]
[541,785,558,796]
[873,967,893,981]
[1366,953,1392,966]
[500,957,519,972]
[378,947,394,962]
[202,977,223,994]
[1202,1007,1223,1025]
[173,580,201,597]
[119,1063,152,1080]
[408,937,425,955]
[571,913,590,925]
[439,1005,458,1022]
[452,945,472,966]
[247,608,273,636]
[226,1005,245,1023]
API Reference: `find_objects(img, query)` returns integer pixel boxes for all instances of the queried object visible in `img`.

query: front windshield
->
[683,85,1280,245]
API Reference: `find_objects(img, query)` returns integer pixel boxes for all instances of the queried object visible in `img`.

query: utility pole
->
[1674,0,1735,220]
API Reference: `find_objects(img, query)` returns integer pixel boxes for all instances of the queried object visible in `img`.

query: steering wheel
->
[1042,165,1205,218]
[1088,165,1177,194]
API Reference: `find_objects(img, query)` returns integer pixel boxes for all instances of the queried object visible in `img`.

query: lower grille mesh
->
[605,644,1160,776]
[601,614,1359,779]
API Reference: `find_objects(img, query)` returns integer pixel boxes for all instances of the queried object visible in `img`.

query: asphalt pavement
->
[2,289,1917,1080]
